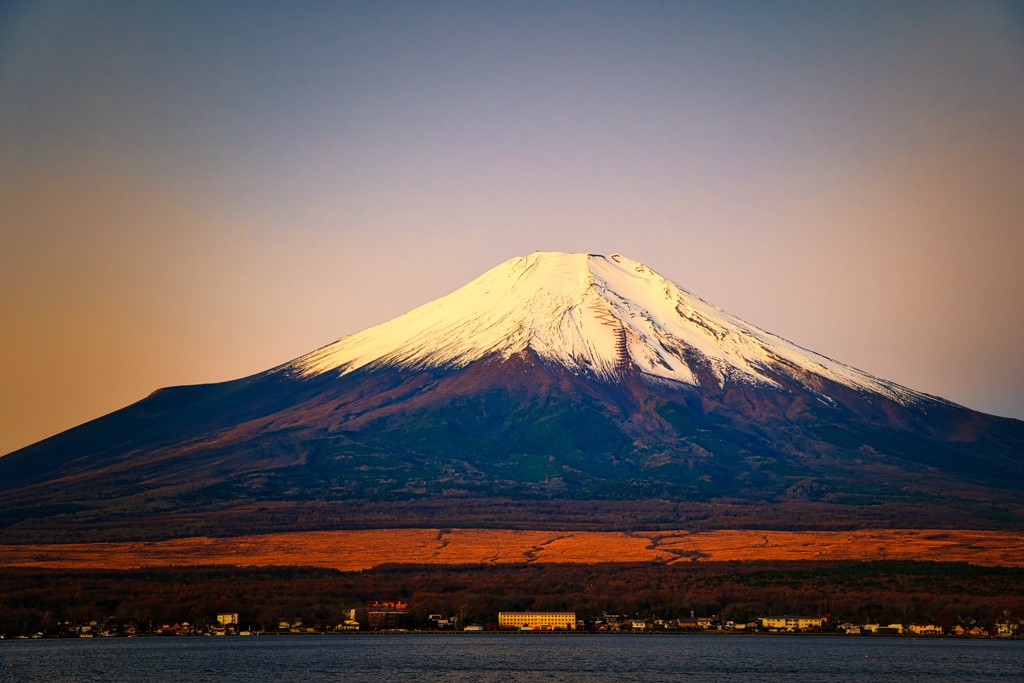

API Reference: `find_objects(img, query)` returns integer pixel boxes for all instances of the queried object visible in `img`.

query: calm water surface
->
[1,635,1021,683]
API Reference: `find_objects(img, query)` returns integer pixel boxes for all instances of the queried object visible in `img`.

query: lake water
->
[1,634,1021,682]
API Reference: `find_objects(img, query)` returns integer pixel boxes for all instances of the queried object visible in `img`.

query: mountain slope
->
[1,251,1023,541]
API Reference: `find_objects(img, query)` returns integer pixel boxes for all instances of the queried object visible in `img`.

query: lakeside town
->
[4,600,1022,639]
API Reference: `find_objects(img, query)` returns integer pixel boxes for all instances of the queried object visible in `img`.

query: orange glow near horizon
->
[2,2,1023,454]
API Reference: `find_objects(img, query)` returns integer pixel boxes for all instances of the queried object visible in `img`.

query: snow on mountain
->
[284,252,925,405]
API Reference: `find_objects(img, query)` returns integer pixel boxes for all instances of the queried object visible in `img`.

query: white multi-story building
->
[498,612,576,630]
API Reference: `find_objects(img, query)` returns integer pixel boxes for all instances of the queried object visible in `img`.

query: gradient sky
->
[2,1,1023,455]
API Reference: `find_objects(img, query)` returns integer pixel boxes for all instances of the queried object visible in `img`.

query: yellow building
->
[498,612,576,630]
[909,623,943,635]
[760,616,826,631]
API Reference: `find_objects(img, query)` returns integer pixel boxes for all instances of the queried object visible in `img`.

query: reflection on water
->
[1,634,1021,683]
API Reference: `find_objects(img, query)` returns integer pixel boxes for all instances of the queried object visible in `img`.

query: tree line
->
[1,560,1022,637]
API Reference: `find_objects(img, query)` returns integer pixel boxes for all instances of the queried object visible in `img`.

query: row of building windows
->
[497,612,576,630]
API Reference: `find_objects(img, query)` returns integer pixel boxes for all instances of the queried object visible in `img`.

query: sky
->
[2,0,1023,456]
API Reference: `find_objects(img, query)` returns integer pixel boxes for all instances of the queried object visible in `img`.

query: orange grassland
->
[2,528,1024,570]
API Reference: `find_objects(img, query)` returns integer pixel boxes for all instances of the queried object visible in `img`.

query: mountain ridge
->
[1,251,1022,541]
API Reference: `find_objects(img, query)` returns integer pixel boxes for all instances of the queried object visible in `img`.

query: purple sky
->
[2,1,1023,455]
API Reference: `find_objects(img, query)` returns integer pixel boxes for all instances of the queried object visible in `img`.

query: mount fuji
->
[2,252,1023,541]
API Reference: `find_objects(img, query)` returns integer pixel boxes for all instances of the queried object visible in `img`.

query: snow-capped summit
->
[285,251,921,404]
